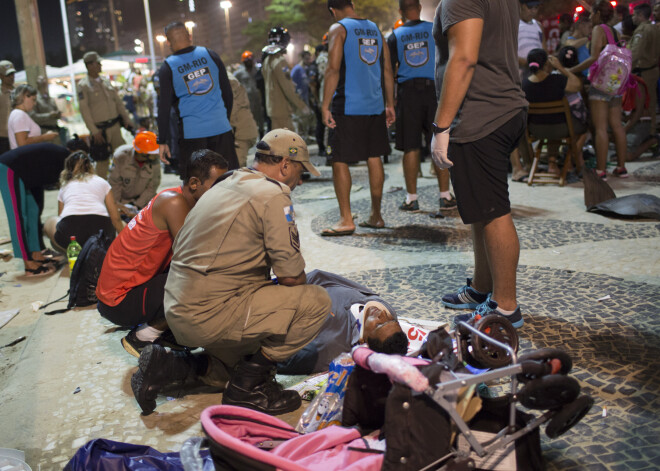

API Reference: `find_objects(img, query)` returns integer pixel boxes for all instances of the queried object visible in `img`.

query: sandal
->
[23,264,56,278]
[41,248,66,263]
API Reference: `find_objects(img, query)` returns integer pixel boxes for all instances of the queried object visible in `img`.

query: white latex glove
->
[431,129,452,169]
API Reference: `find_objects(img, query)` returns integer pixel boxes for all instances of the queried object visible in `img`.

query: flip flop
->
[23,264,56,278]
[358,221,386,229]
[321,228,355,237]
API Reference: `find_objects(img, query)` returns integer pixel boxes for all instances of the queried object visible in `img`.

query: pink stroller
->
[200,320,593,470]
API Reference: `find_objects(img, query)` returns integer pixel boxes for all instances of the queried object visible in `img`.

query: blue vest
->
[335,18,384,116]
[165,47,231,139]
[394,21,434,83]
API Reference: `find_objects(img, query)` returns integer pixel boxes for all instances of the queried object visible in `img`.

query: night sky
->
[0,0,150,70]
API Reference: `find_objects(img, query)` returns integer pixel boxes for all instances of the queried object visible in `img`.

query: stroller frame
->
[419,320,580,470]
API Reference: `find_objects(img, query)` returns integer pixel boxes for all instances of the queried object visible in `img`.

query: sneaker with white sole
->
[442,278,490,309]
[453,294,524,329]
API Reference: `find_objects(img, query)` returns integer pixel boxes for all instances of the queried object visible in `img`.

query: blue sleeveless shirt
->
[393,20,435,83]
[165,46,231,139]
[332,18,384,116]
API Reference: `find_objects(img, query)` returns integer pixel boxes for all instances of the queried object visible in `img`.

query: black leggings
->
[97,272,168,327]
[55,214,116,249]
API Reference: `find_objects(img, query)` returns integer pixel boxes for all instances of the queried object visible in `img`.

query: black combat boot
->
[131,344,206,414]
[222,358,302,415]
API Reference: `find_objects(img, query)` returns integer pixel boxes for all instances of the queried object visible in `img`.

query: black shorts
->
[395,79,436,152]
[97,272,168,327]
[329,113,390,164]
[55,214,116,249]
[450,111,526,225]
[179,130,238,179]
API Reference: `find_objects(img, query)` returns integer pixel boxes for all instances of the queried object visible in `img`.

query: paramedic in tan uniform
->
[630,3,660,133]
[78,51,134,179]
[262,27,310,130]
[228,72,258,167]
[133,129,330,416]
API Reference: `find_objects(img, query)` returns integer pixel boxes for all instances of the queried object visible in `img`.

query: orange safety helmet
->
[133,131,159,154]
[241,50,254,62]
[393,19,404,29]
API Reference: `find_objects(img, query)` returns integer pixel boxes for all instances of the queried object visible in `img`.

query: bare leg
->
[589,99,609,172]
[403,149,420,194]
[510,149,527,181]
[627,135,658,161]
[435,165,450,192]
[365,156,385,227]
[43,217,66,253]
[329,161,356,232]
[482,213,519,310]
[470,222,492,295]
[608,104,627,168]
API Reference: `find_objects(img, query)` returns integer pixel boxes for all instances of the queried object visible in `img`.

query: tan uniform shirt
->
[108,144,160,208]
[262,52,307,119]
[0,87,12,138]
[228,73,258,142]
[630,21,660,70]
[77,75,133,135]
[165,168,306,345]
[30,93,59,128]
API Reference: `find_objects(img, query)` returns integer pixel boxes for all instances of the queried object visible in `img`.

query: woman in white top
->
[44,151,124,252]
[7,84,57,149]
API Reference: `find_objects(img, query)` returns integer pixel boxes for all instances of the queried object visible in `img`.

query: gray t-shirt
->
[441,0,527,143]
[432,2,449,99]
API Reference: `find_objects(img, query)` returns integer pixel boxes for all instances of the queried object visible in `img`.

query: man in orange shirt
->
[96,149,227,357]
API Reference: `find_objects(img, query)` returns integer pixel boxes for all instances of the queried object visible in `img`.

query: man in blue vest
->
[389,0,456,217]
[321,0,396,236]
[156,21,238,179]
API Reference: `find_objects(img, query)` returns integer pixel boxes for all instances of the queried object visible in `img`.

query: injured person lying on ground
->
[129,269,421,415]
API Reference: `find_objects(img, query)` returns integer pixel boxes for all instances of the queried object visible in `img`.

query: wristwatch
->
[432,123,450,134]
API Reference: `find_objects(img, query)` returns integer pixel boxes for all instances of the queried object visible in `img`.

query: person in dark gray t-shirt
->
[429,0,528,330]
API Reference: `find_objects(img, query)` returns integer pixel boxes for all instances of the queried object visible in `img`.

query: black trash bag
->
[588,194,660,220]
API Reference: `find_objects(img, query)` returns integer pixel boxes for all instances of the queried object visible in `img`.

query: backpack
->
[44,230,113,315]
[588,24,634,96]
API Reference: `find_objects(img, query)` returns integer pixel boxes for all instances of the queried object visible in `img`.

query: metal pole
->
[59,0,77,107]
[143,0,158,74]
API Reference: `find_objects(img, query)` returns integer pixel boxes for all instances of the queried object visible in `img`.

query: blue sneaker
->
[442,278,490,309]
[453,295,524,329]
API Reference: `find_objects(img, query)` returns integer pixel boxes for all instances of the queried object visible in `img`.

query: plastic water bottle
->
[67,236,82,272]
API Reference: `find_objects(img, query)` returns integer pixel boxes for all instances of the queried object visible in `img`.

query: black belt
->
[95,116,122,130]
[401,77,434,87]
[40,125,59,131]
[633,65,659,74]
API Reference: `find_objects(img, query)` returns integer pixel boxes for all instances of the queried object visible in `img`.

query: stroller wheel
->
[517,348,572,382]
[518,374,580,410]
[545,395,594,438]
[469,315,519,369]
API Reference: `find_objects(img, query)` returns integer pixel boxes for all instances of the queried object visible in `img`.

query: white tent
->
[13,59,131,82]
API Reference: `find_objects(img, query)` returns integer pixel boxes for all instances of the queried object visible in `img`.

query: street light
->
[134,38,144,54]
[220,1,232,54]
[185,21,196,42]
[156,34,166,59]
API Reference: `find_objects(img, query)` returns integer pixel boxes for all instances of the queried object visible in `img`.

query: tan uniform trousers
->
[271,116,294,131]
[95,123,126,179]
[235,137,257,167]
[640,67,659,133]
[198,283,331,387]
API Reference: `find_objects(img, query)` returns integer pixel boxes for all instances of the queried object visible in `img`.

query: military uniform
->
[30,92,62,145]
[234,64,265,137]
[262,49,308,130]
[165,168,330,385]
[108,144,160,209]
[78,74,133,179]
[630,21,660,132]
[228,73,258,167]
